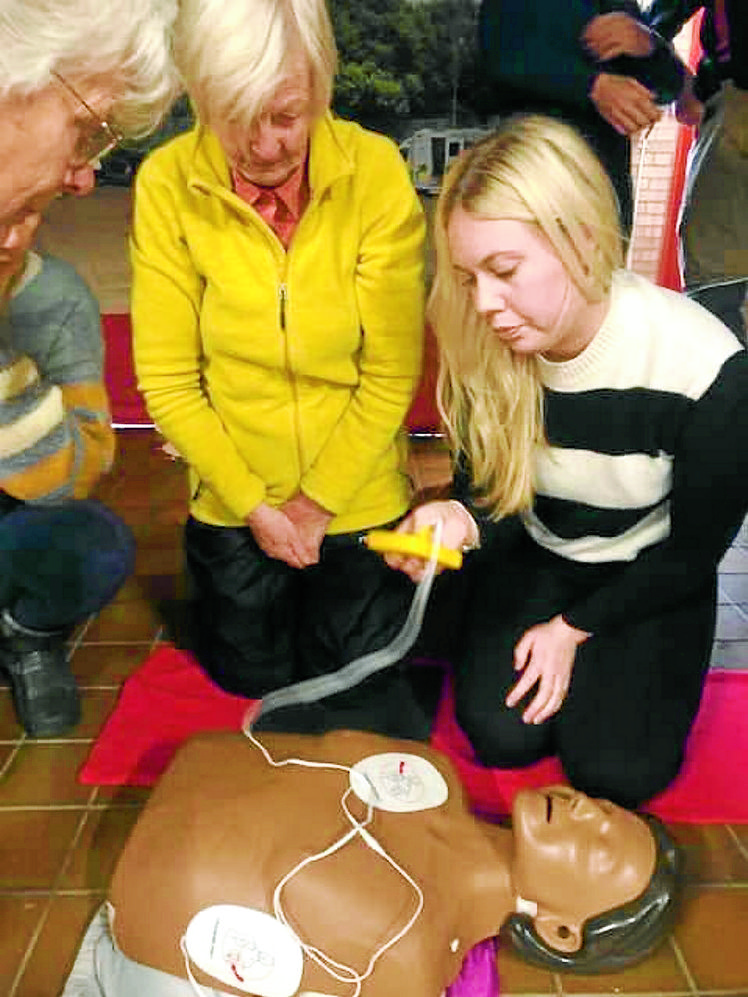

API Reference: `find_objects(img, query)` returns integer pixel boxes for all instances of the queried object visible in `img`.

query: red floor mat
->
[102,314,442,431]
[79,644,748,823]
[102,314,150,425]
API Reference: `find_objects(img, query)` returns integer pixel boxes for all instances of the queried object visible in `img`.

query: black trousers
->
[452,521,716,808]
[184,517,452,739]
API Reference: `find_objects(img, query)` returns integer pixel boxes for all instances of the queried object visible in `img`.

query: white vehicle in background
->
[399,127,489,193]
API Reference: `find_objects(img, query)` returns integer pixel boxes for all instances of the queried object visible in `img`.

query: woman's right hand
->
[589,73,661,135]
[245,502,319,569]
[384,500,477,582]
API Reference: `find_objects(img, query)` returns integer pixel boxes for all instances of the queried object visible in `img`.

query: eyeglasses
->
[52,72,122,167]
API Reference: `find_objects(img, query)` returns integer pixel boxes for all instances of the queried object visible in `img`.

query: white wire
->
[271,785,424,997]
[235,525,442,995]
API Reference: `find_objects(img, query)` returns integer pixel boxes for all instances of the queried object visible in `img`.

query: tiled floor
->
[2,187,747,995]
[0,432,747,997]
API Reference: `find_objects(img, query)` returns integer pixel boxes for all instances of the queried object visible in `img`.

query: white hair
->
[174,0,336,131]
[0,0,181,137]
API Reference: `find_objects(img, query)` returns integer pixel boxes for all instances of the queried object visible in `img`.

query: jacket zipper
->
[279,283,287,331]
[278,282,304,478]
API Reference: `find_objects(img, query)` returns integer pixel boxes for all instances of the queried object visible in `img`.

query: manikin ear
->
[533,912,584,953]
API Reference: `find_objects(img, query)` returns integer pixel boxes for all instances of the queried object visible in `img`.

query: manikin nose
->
[569,793,601,820]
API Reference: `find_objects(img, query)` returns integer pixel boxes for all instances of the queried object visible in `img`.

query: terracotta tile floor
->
[5,184,746,995]
[0,431,746,996]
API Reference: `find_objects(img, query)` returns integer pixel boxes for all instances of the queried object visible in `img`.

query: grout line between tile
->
[669,935,699,995]
[730,599,748,625]
[7,848,79,995]
[0,801,142,813]
[725,825,748,865]
[0,741,22,779]
[0,736,93,746]
[9,801,101,996]
[77,639,155,647]
[553,990,696,996]
[7,895,55,997]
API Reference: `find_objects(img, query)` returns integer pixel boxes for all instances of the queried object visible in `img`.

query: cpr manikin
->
[62,729,682,997]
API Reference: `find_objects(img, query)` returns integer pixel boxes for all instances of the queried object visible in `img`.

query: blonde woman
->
[387,115,748,807]
[131,0,432,733]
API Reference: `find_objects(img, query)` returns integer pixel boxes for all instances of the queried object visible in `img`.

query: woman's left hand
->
[506,614,591,725]
[582,13,654,61]
[281,491,334,562]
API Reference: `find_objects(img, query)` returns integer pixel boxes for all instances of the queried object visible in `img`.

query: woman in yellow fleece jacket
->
[131,0,434,733]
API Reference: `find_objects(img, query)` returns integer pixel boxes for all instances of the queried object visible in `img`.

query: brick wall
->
[628,17,699,283]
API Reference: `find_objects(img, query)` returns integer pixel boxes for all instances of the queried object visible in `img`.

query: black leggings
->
[452,523,716,808]
[183,517,451,739]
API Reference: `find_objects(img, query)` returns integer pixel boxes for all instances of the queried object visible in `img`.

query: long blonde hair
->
[429,115,624,518]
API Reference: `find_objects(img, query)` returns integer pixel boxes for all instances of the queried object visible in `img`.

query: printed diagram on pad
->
[220,928,273,984]
[349,753,449,812]
[182,904,304,997]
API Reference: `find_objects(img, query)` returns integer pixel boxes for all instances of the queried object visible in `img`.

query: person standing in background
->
[645,0,747,337]
[476,0,686,231]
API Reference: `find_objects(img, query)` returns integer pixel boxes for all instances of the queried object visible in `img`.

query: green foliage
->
[329,0,481,133]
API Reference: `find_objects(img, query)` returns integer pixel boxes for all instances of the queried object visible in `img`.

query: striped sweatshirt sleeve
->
[0,255,114,503]
[562,349,748,634]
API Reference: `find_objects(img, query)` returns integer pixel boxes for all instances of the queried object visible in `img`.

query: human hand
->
[245,501,318,569]
[280,491,333,562]
[583,13,654,61]
[506,614,591,725]
[383,500,477,583]
[590,73,661,135]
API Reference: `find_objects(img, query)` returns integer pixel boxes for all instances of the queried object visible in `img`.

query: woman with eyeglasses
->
[0,0,178,737]
[385,115,748,809]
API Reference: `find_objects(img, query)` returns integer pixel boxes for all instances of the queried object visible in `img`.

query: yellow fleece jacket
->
[131,113,425,532]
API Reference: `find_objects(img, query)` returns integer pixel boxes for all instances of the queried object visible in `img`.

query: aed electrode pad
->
[182,904,304,997]
[349,753,449,813]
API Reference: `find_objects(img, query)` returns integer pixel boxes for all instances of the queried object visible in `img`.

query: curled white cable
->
[244,519,445,729]
[235,525,442,995]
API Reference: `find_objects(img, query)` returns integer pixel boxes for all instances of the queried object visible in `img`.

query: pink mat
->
[79,644,748,823]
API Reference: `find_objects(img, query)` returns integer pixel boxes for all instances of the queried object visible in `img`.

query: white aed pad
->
[182,904,303,997]
[349,752,449,812]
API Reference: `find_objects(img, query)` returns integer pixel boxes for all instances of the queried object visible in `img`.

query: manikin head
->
[504,786,682,973]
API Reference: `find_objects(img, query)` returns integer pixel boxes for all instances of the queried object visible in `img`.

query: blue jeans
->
[0,496,135,631]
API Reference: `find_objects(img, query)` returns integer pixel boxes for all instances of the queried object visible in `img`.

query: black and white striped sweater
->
[472,270,748,635]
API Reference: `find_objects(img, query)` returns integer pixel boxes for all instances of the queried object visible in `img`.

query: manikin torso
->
[108,730,514,997]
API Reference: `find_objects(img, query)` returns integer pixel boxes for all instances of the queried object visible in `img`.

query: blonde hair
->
[0,0,180,138]
[173,0,336,132]
[430,114,624,519]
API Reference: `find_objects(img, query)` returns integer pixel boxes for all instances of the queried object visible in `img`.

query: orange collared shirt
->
[231,164,309,249]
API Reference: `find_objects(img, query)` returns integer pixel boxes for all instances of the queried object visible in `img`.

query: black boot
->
[0,610,80,737]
